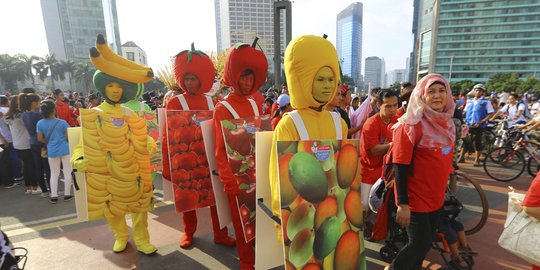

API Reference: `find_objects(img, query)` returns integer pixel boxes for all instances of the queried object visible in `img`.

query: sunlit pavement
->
[0,164,534,269]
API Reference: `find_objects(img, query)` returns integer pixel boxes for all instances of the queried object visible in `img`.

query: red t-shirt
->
[271,115,282,130]
[523,172,540,207]
[55,101,75,127]
[395,107,405,119]
[392,123,454,212]
[360,114,395,185]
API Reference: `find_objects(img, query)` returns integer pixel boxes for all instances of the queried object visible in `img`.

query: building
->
[415,0,540,82]
[364,56,385,89]
[214,0,287,74]
[389,69,407,85]
[409,0,420,82]
[121,41,147,66]
[41,0,122,61]
[336,2,363,86]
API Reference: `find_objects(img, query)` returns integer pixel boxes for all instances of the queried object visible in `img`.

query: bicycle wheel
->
[483,147,525,182]
[482,130,497,154]
[452,171,489,235]
[527,156,540,177]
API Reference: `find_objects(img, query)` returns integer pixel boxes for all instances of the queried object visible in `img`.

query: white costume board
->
[67,127,88,222]
[157,108,174,203]
[255,131,284,269]
[201,119,232,228]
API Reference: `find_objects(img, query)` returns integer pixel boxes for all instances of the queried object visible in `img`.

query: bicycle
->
[448,168,489,235]
[483,130,540,181]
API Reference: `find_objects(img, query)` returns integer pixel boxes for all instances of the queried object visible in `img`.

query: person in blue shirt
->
[37,100,73,204]
[464,84,495,166]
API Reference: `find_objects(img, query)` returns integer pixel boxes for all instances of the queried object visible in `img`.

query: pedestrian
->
[5,94,38,194]
[53,89,76,127]
[271,94,292,130]
[21,93,51,196]
[463,84,495,166]
[522,172,540,270]
[36,100,73,204]
[386,73,456,270]
[0,95,16,189]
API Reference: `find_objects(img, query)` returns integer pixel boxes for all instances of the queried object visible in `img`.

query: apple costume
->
[162,43,235,248]
[70,35,157,255]
[213,40,268,270]
[269,35,349,240]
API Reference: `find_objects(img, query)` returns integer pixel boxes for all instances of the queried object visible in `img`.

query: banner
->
[221,115,272,242]
[276,140,367,270]
[166,110,215,213]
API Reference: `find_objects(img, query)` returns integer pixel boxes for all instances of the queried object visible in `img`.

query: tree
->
[517,76,540,94]
[450,80,476,95]
[486,73,521,93]
[0,54,25,91]
[16,54,39,88]
[73,61,96,93]
[36,54,64,89]
[60,59,76,90]
[341,74,356,88]
[209,50,228,83]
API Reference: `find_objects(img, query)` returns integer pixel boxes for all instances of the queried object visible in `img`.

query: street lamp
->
[448,55,454,81]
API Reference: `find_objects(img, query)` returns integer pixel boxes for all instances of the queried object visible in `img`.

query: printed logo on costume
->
[111,117,124,127]
[313,144,332,161]
[441,146,452,155]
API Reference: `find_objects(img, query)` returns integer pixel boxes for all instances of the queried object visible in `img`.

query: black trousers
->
[0,145,14,187]
[391,208,442,270]
[17,149,36,187]
[30,144,50,192]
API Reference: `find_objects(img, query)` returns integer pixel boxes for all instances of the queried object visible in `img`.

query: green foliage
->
[143,78,166,92]
[451,73,540,96]
[450,80,475,94]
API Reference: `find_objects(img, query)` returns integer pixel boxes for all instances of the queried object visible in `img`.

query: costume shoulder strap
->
[220,101,240,119]
[177,94,189,110]
[248,98,259,117]
[329,111,343,140]
[205,95,215,110]
[288,110,309,140]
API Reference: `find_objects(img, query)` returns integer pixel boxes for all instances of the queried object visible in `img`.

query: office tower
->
[364,56,385,89]
[121,41,147,66]
[41,0,122,61]
[214,0,287,73]
[415,0,540,82]
[336,2,363,85]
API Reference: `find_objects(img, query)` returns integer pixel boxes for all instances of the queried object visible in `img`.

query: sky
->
[0,0,413,75]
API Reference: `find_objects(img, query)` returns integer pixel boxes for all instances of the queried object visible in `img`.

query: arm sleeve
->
[362,118,383,152]
[394,163,410,205]
[213,106,236,192]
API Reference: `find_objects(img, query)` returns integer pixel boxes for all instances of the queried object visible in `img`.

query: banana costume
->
[269,35,348,240]
[71,34,157,255]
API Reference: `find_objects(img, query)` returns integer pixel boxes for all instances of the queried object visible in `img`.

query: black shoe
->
[4,183,18,189]
[63,195,73,202]
[50,197,58,204]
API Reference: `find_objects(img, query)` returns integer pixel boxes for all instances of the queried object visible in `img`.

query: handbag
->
[41,119,61,158]
[498,189,540,265]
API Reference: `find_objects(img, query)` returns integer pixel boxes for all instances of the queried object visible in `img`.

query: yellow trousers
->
[105,212,150,246]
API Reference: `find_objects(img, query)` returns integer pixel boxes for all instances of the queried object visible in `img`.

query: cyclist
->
[464,84,495,166]
[490,93,528,128]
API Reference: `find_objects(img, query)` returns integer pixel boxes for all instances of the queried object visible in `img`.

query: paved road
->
[0,161,535,269]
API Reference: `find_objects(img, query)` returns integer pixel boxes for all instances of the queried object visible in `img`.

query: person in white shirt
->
[490,93,527,128]
[530,97,540,116]
[498,89,510,106]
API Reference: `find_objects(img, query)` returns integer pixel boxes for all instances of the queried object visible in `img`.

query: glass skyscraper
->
[416,0,540,82]
[336,2,363,86]
[41,0,122,61]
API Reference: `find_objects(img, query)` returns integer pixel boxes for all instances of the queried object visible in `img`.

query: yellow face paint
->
[105,82,123,103]
[311,66,335,103]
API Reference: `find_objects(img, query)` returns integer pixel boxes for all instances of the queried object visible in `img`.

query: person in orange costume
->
[162,43,236,249]
[213,39,268,270]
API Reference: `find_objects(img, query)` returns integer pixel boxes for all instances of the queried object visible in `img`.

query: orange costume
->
[213,40,267,270]
[162,44,235,248]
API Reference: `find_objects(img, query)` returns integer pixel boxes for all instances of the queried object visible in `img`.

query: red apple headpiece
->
[173,43,215,94]
[223,37,268,95]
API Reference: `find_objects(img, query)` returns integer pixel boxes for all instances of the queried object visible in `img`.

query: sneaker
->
[63,195,74,202]
[25,189,33,195]
[41,192,51,198]
[14,177,24,182]
[50,197,58,204]
[4,183,18,189]
[32,188,42,195]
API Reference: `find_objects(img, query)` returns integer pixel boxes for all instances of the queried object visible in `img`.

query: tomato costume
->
[213,40,267,270]
[163,43,235,249]
[269,35,348,241]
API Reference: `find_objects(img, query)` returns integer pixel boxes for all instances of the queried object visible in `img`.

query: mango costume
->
[269,35,348,239]
[70,34,157,254]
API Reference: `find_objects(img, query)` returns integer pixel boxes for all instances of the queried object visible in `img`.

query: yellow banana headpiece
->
[284,35,340,109]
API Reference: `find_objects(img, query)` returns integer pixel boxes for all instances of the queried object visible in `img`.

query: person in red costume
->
[213,38,268,270]
[162,43,236,249]
[53,89,76,127]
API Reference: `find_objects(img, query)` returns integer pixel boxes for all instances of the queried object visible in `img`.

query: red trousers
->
[182,205,229,240]
[533,265,540,270]
[227,193,255,270]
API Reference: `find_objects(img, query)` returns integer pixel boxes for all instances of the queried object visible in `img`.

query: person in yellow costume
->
[70,34,158,255]
[269,35,348,239]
